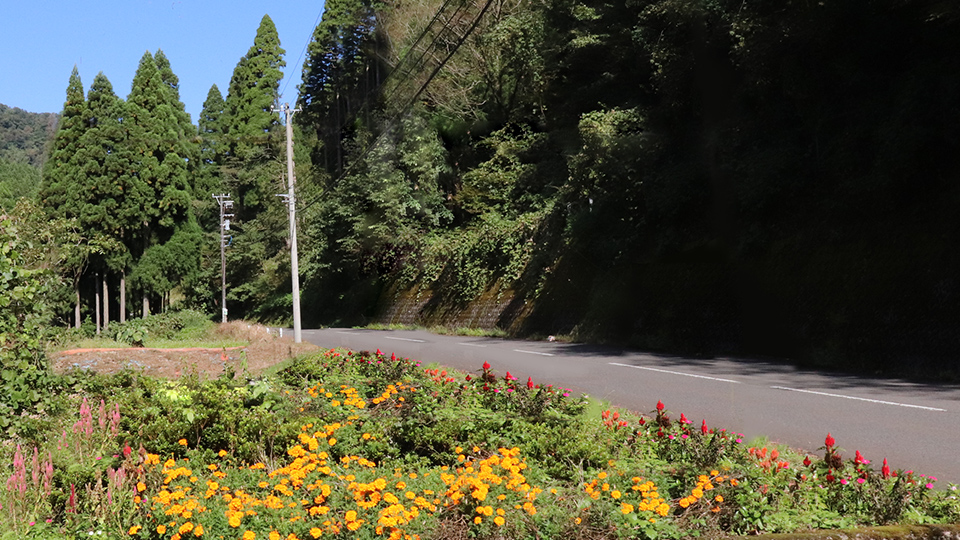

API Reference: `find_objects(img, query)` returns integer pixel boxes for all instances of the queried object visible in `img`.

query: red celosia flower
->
[701,420,708,435]
[826,470,835,482]
[123,444,132,458]
[465,375,471,381]
[803,456,812,467]
[825,433,835,448]
[638,418,646,426]
[67,484,76,513]
[376,349,382,356]
[854,450,865,465]
[656,400,664,412]
[882,458,891,479]
[602,410,610,420]
[482,361,491,371]
[679,413,691,424]
[527,377,534,389]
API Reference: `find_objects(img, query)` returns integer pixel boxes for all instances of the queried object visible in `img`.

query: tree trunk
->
[142,293,150,318]
[95,273,101,335]
[74,282,81,329]
[102,274,109,331]
[120,272,126,323]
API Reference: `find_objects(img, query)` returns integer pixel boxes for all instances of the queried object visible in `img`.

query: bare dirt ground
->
[49,322,320,379]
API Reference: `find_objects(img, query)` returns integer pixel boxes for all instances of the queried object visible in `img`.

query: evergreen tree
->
[125,51,198,313]
[74,73,137,322]
[155,50,200,182]
[40,67,87,216]
[297,0,383,175]
[196,84,225,226]
[222,14,286,222]
[219,14,293,320]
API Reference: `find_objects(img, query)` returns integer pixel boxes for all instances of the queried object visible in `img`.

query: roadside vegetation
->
[3,319,959,539]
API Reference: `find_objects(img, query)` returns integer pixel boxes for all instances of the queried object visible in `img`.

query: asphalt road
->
[301,328,960,485]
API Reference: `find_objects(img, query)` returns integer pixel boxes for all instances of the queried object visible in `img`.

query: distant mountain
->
[0,103,59,168]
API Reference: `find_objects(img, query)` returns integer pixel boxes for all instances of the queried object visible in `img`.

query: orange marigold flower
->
[178,439,188,446]
[243,531,255,540]
[128,525,141,535]
[157,525,167,535]
[494,516,505,526]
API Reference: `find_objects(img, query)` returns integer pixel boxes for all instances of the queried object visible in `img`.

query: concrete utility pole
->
[212,194,234,323]
[275,102,303,343]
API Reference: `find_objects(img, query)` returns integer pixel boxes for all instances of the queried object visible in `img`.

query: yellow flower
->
[219,450,228,457]
[128,525,141,535]
[494,516,505,526]
[193,524,204,537]
[310,527,322,538]
[136,482,146,492]
[269,531,281,540]
[621,503,634,514]
[611,490,621,499]
[715,495,724,503]
[474,516,482,524]
[178,439,188,446]
[157,525,167,535]
[243,531,256,540]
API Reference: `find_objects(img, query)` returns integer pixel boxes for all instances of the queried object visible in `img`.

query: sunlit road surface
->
[301,328,960,485]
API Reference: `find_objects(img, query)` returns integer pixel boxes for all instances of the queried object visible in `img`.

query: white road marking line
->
[459,342,487,348]
[383,336,426,343]
[609,362,741,383]
[335,331,357,335]
[514,349,555,357]
[770,386,946,412]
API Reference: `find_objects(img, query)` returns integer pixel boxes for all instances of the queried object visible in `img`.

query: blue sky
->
[1,0,326,120]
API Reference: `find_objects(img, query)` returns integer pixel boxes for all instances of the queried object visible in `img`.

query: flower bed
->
[2,348,959,539]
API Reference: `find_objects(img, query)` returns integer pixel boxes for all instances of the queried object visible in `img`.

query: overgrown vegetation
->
[2,342,958,539]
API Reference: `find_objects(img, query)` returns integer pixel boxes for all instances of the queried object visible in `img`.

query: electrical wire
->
[295,0,494,215]
[279,7,327,103]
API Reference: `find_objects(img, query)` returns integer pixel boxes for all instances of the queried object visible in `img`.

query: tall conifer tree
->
[41,67,87,215]
[75,73,135,322]
[220,14,291,319]
[222,14,286,220]
[125,51,199,314]
[40,67,92,326]
[196,84,226,228]
[298,0,383,175]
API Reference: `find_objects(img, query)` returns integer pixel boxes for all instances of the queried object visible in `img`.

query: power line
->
[296,0,495,215]
[280,7,327,102]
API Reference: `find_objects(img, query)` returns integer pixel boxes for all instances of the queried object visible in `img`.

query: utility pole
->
[274,102,303,343]
[212,193,234,323]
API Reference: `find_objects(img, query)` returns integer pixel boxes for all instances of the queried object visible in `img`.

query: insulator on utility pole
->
[274,103,303,343]
[212,193,234,323]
